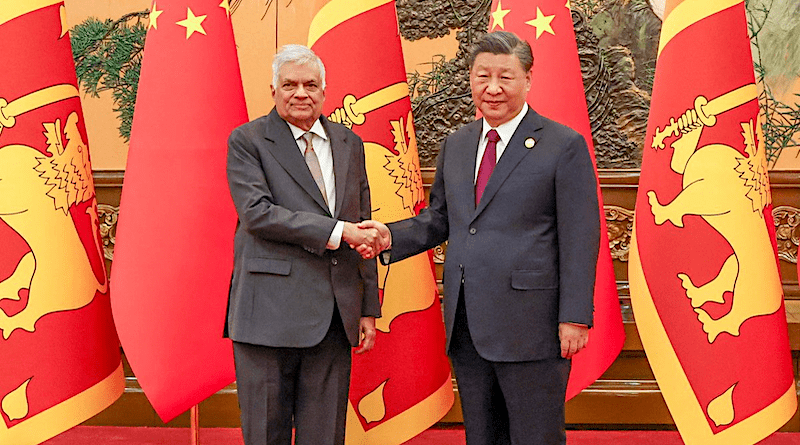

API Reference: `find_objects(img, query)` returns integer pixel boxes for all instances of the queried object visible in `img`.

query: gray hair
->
[271,44,327,89]
[467,31,533,72]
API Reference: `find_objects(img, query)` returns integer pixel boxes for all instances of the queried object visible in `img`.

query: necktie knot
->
[486,129,500,144]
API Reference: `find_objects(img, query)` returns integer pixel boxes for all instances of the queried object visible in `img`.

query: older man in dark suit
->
[360,31,600,444]
[225,44,381,445]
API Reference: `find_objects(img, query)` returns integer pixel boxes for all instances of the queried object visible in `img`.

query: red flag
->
[309,1,454,443]
[488,0,624,398]
[0,2,123,443]
[109,0,247,421]
[629,1,796,443]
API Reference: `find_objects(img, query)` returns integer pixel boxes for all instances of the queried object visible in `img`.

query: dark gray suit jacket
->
[386,107,599,362]
[225,108,380,348]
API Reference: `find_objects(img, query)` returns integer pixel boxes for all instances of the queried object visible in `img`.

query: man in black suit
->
[360,31,600,444]
[225,44,381,445]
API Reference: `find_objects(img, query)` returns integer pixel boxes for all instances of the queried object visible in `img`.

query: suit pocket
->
[247,258,291,275]
[511,269,557,290]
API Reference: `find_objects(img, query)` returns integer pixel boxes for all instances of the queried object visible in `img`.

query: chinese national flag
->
[488,0,624,398]
[309,1,454,443]
[629,1,796,443]
[109,0,247,421]
[0,2,123,444]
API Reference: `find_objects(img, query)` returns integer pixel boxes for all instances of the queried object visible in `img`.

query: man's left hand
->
[355,316,376,354]
[558,323,588,359]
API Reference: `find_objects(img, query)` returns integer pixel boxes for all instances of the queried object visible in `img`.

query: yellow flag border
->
[0,0,62,28]
[345,374,454,444]
[658,0,742,57]
[0,362,124,445]
[629,229,796,445]
[308,0,393,48]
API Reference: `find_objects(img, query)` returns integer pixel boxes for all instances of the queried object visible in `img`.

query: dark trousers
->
[450,293,570,445]
[233,309,352,445]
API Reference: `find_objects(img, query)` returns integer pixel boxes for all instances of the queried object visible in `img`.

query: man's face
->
[271,62,325,131]
[469,52,531,127]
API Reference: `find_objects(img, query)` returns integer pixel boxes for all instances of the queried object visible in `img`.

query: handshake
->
[342,220,392,259]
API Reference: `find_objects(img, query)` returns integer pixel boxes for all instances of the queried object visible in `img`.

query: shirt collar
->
[481,103,528,144]
[287,119,328,142]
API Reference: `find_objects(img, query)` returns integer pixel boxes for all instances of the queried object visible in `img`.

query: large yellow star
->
[525,7,556,39]
[220,0,231,19]
[148,1,163,30]
[176,7,207,39]
[490,0,511,31]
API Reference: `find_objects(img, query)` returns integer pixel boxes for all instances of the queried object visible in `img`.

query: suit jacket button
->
[331,258,338,266]
[469,228,477,235]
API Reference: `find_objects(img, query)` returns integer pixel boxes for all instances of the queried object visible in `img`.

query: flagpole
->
[190,405,199,445]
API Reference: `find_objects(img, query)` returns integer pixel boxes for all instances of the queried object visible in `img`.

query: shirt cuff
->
[326,221,344,250]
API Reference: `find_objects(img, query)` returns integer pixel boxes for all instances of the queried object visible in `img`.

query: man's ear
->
[270,84,276,98]
[525,70,532,92]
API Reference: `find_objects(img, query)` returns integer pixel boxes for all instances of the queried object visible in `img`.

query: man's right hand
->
[342,222,379,255]
[355,220,391,259]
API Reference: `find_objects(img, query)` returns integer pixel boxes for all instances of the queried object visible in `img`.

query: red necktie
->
[476,129,500,206]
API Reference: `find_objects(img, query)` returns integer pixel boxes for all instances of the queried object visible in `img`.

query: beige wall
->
[64,0,459,171]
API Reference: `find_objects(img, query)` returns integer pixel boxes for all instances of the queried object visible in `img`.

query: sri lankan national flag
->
[309,1,454,443]
[0,2,124,443]
[488,0,624,399]
[629,1,796,443]
[110,0,246,422]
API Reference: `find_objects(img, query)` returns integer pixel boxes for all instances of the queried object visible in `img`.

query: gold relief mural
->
[773,205,800,264]
[97,204,119,261]
[605,205,635,262]
[64,0,799,171]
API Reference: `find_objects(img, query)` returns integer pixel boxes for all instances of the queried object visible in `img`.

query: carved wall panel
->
[97,204,119,261]
[774,205,800,264]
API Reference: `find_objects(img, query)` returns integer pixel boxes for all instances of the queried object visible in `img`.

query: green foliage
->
[747,0,800,166]
[71,11,148,142]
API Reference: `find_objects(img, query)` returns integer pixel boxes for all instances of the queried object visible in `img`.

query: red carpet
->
[42,426,800,444]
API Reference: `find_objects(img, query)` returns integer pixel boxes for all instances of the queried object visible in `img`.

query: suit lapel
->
[323,118,351,219]
[472,109,543,221]
[450,122,481,214]
[263,109,331,215]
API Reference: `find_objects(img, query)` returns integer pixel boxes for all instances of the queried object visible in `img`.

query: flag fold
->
[629,1,796,443]
[110,0,247,422]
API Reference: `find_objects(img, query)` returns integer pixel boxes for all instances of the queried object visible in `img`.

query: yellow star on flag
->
[148,1,163,30]
[220,0,231,19]
[176,7,207,39]
[525,7,556,39]
[565,0,571,9]
[491,0,511,31]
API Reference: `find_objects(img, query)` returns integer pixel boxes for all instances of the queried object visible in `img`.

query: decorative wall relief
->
[96,204,119,261]
[773,205,800,264]
[70,0,799,170]
[399,0,491,167]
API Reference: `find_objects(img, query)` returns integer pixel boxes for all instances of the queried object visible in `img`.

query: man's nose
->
[295,85,309,97]
[486,78,502,94]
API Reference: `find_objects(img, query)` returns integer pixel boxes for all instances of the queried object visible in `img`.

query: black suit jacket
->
[386,107,599,362]
[225,108,380,348]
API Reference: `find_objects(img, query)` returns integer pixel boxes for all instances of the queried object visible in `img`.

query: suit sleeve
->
[383,138,450,264]
[555,132,600,327]
[226,127,336,255]
[356,139,381,318]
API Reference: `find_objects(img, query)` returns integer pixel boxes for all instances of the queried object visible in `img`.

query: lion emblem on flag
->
[645,84,782,426]
[0,111,107,340]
